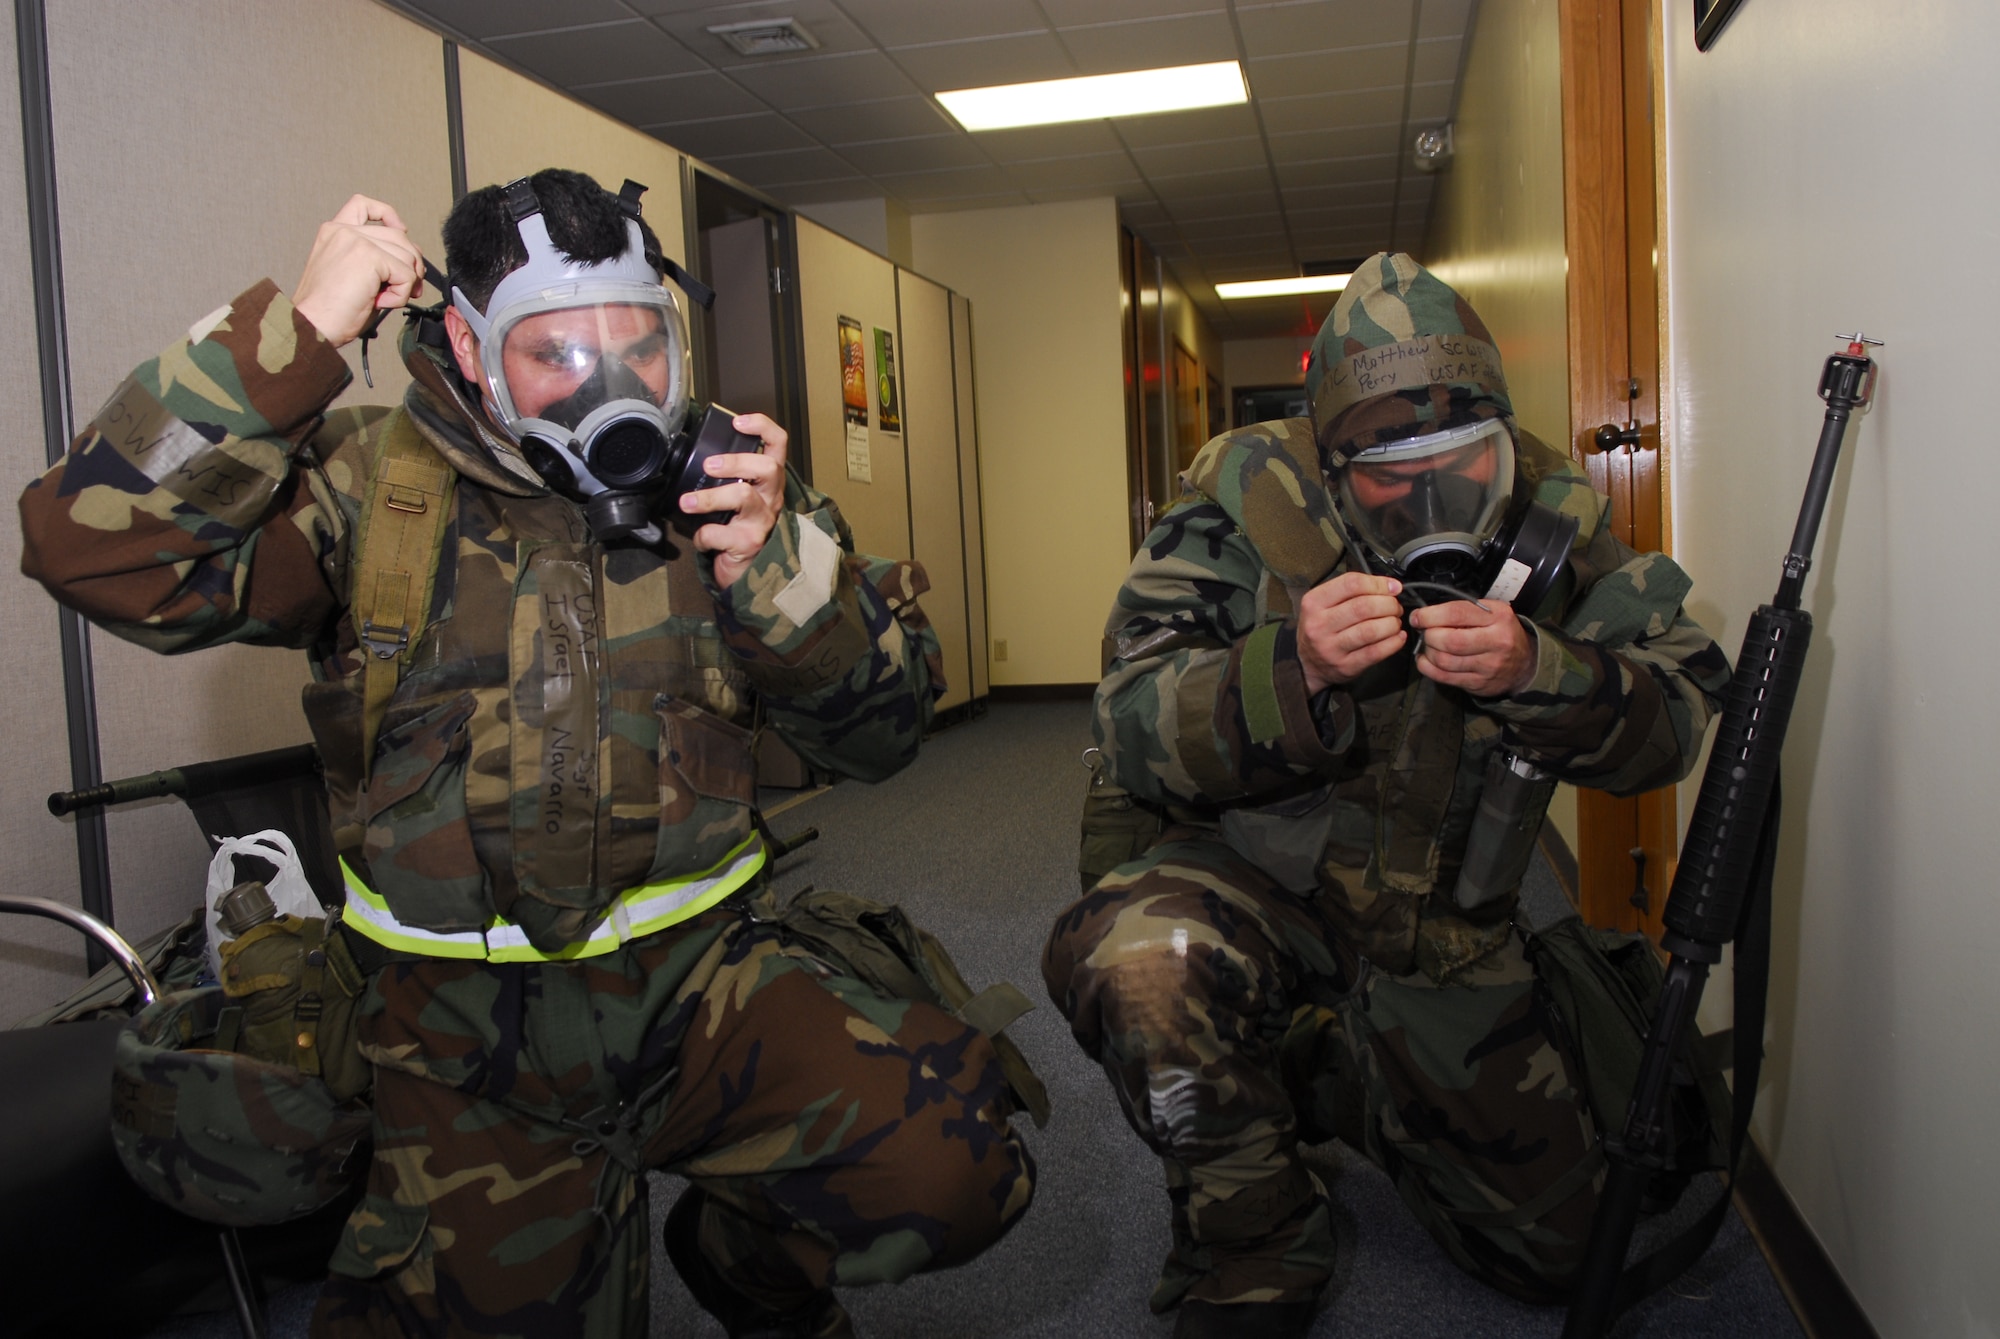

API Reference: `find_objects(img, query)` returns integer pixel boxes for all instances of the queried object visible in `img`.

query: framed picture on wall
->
[874,328,901,434]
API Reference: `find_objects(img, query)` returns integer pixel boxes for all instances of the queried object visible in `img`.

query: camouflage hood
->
[399,313,547,498]
[1305,252,1513,468]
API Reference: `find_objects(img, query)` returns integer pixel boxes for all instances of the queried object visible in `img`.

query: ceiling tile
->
[904,192,1039,213]
[1111,103,1262,147]
[1282,177,1398,209]
[1042,0,1223,22]
[1419,0,1476,40]
[1246,46,1414,100]
[889,33,1076,94]
[771,177,884,205]
[1144,164,1264,196]
[1279,160,1397,201]
[1003,152,1144,192]
[1119,199,1171,225]
[1026,184,1140,205]
[587,71,770,126]
[1413,36,1462,82]
[838,135,994,175]
[795,97,957,144]
[1234,0,1416,56]
[727,51,919,109]
[1275,152,1404,189]
[1267,123,1403,163]
[1056,12,1238,75]
[1130,135,1266,178]
[649,112,816,159]
[841,0,1050,47]
[490,21,707,86]
[1289,201,1393,227]
[705,145,858,185]
[1174,218,1288,244]
[873,164,1022,200]
[1258,87,1406,135]
[1408,82,1453,121]
[642,0,876,64]
[1166,187,1281,220]
[398,0,632,40]
[971,119,1128,161]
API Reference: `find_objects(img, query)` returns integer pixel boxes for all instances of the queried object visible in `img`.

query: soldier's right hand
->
[292,195,426,348]
[1297,572,1405,694]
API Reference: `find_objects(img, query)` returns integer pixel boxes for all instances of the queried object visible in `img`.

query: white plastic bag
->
[203,829,321,980]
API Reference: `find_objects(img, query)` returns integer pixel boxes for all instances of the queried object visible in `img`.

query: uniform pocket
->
[327,1193,430,1279]
[654,695,755,875]
[358,691,491,932]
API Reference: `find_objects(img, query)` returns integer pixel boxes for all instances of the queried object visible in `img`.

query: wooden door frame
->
[1560,0,1679,936]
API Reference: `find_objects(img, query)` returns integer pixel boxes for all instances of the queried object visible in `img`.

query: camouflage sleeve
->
[1483,531,1732,795]
[1094,500,1351,806]
[709,480,940,784]
[17,280,354,654]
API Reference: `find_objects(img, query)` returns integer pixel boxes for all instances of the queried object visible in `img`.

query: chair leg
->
[218,1227,266,1339]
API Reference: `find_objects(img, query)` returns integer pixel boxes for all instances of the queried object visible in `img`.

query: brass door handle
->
[1592,423,1646,453]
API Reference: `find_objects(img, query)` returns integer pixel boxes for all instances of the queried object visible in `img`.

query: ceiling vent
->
[706,18,820,57]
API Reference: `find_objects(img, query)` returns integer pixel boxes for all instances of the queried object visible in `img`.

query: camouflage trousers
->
[313,905,1036,1338]
[1043,836,1600,1310]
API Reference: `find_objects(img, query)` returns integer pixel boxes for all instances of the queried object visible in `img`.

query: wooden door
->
[1561,0,1675,936]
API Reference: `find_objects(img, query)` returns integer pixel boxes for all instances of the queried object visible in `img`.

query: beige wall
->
[1223,334,1311,399]
[457,49,686,268]
[793,218,910,562]
[1419,0,1577,851]
[1662,3,1999,1331]
[0,12,81,1022]
[912,199,1127,686]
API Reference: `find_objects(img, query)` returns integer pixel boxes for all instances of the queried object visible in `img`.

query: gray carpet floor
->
[152,701,1801,1339]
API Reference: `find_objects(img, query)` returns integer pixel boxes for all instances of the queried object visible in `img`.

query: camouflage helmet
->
[1305,252,1514,468]
[110,986,369,1227]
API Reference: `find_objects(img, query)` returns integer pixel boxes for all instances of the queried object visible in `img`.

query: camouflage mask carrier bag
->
[112,911,374,1227]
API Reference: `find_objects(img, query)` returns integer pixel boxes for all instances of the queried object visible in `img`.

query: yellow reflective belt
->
[340,834,766,962]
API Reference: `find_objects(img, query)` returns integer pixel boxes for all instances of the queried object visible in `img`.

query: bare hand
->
[1298,572,1407,694]
[688,413,788,588]
[292,195,425,347]
[1408,598,1537,696]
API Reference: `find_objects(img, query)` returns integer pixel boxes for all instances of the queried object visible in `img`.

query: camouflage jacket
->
[20,281,941,950]
[1094,417,1731,977]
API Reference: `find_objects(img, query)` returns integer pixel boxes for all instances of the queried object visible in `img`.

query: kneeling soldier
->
[1045,254,1729,1337]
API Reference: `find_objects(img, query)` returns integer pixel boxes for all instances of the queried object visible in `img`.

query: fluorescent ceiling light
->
[937,61,1247,132]
[1215,274,1351,299]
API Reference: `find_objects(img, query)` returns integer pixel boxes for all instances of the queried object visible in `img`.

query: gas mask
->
[451,179,747,546]
[1334,417,1578,612]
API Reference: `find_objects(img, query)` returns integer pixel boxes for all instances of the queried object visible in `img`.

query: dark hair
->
[442,167,663,314]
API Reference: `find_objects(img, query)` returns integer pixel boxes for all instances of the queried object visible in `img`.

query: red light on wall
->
[1300,349,1311,374]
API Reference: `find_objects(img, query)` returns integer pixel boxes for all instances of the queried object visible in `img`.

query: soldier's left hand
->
[687,413,787,588]
[1408,599,1538,697]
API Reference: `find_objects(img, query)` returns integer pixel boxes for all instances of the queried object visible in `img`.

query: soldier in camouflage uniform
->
[1044,253,1731,1337]
[21,170,1034,1338]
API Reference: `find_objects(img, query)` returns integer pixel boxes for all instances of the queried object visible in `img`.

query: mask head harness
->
[1333,416,1578,612]
[450,177,732,546]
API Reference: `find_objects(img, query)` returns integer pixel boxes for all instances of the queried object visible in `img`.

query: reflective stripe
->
[341,835,766,962]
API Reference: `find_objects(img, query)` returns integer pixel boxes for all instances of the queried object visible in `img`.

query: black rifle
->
[1561,334,1881,1337]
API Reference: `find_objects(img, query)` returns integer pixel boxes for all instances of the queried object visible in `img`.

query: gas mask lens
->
[1338,417,1515,580]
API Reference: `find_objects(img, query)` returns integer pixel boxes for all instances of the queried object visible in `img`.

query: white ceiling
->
[384,0,1474,339]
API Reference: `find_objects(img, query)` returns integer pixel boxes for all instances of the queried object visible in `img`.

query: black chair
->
[1,746,350,1338]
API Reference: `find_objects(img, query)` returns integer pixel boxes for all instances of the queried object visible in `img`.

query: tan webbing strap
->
[351,411,455,779]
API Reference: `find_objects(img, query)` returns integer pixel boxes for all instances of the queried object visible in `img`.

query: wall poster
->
[873,327,902,434]
[838,314,871,483]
